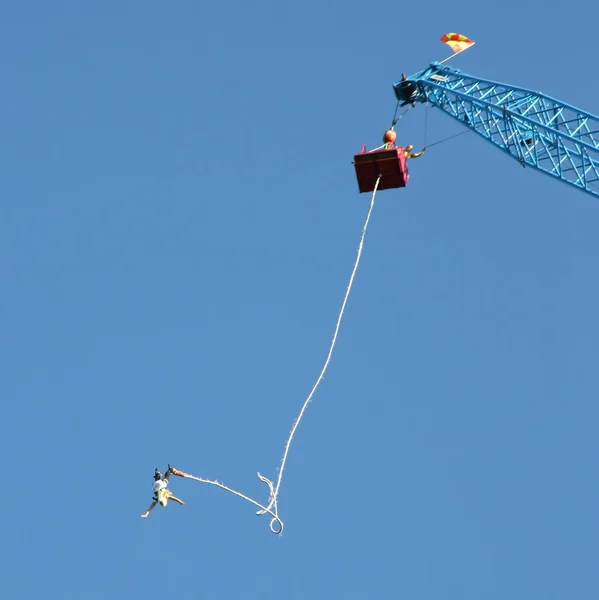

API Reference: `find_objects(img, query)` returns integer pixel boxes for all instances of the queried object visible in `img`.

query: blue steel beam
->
[393,64,599,198]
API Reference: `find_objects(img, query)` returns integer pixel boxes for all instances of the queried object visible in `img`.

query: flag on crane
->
[440,33,475,54]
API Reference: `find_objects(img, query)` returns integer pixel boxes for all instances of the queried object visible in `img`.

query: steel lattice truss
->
[394,64,599,198]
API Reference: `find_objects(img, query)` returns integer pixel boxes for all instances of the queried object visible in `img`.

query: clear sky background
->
[1,2,598,599]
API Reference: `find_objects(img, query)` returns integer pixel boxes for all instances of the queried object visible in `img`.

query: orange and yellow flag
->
[440,33,475,54]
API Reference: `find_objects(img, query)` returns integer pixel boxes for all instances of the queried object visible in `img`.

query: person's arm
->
[141,499,157,518]
[410,148,426,158]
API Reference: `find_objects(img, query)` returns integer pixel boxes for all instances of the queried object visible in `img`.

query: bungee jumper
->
[141,465,187,518]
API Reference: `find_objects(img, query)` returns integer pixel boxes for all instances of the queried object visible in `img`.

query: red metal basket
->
[353,145,409,193]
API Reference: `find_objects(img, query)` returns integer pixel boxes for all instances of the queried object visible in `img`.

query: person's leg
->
[168,494,185,506]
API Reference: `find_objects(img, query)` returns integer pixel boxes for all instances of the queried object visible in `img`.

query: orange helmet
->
[383,129,397,144]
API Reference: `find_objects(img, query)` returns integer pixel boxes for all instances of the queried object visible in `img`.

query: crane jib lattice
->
[394,64,599,198]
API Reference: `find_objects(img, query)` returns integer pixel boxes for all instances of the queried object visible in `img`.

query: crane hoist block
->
[353,145,410,193]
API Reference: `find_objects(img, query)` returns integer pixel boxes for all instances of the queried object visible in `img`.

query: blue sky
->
[2,2,598,599]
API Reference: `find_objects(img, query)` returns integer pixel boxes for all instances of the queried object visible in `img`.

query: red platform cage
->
[353,145,409,193]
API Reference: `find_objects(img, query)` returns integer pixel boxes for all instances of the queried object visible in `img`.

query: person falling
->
[141,466,185,518]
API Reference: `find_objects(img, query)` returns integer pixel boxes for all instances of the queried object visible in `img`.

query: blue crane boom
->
[394,64,599,198]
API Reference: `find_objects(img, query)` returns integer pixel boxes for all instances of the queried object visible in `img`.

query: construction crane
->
[393,63,599,198]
